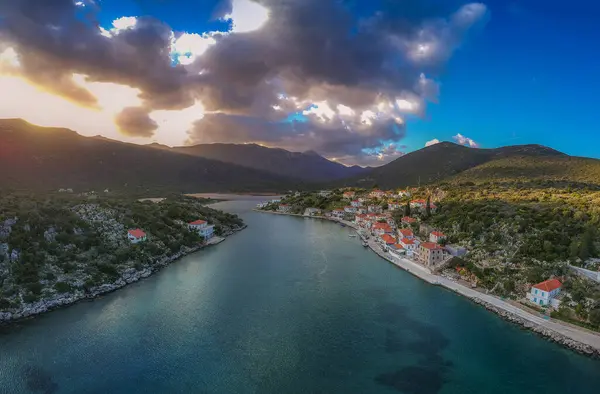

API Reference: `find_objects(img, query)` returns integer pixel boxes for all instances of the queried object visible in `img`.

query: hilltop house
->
[401,216,417,224]
[127,229,147,244]
[343,191,355,199]
[370,190,385,199]
[188,219,215,240]
[318,190,331,197]
[417,242,445,268]
[527,279,562,308]
[410,199,437,211]
[430,231,446,243]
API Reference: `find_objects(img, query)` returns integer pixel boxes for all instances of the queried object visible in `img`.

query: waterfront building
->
[398,228,414,239]
[527,279,562,307]
[278,204,292,213]
[417,242,445,268]
[188,219,215,240]
[399,238,417,256]
[344,206,357,214]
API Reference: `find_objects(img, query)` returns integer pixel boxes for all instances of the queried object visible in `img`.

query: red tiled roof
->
[401,238,415,245]
[399,229,413,236]
[421,242,443,250]
[189,219,207,225]
[402,217,416,223]
[373,223,392,231]
[532,279,562,292]
[128,229,146,238]
[431,231,445,237]
[380,234,396,244]
[392,244,404,249]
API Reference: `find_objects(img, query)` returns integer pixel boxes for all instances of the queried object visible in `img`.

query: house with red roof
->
[127,229,147,244]
[401,216,417,224]
[429,231,446,243]
[417,242,445,267]
[399,237,417,256]
[372,222,393,236]
[527,279,562,308]
[189,219,215,240]
[388,244,405,259]
[398,228,414,239]
[351,200,362,207]
[379,234,397,248]
[370,190,385,199]
[343,191,356,199]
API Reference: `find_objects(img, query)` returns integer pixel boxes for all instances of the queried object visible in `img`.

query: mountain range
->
[1,118,600,194]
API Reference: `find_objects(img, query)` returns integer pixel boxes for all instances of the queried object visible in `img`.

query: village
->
[258,188,600,321]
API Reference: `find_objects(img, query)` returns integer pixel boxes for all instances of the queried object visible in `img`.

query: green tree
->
[590,309,600,327]
[425,195,431,218]
[404,201,411,217]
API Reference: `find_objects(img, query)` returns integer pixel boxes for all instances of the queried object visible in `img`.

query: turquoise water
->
[1,199,598,393]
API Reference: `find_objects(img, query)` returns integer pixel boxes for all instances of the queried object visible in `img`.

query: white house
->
[127,229,147,244]
[358,197,368,203]
[331,208,345,218]
[344,206,357,214]
[370,190,385,199]
[398,228,414,240]
[188,219,215,240]
[527,279,562,307]
[270,198,281,204]
[430,231,446,243]
[388,244,405,259]
[388,202,401,211]
[399,237,417,256]
[351,200,362,207]
[318,190,332,197]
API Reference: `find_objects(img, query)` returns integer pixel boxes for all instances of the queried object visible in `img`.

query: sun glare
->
[225,0,270,33]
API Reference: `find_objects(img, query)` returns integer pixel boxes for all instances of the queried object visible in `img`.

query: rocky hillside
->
[0,194,244,321]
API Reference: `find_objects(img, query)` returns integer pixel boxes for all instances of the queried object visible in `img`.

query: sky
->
[0,0,598,166]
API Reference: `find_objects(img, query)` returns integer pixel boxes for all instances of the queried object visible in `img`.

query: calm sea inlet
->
[0,197,598,393]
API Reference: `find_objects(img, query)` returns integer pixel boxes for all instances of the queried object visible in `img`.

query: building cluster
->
[127,219,215,245]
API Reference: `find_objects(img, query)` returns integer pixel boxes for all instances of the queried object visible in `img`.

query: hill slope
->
[342,142,565,189]
[166,143,368,182]
[450,155,600,186]
[0,119,303,194]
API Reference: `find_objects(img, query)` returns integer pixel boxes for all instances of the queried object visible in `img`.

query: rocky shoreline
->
[471,297,600,358]
[0,225,246,325]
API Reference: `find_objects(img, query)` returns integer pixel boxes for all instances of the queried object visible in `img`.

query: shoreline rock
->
[0,225,247,325]
[470,297,600,359]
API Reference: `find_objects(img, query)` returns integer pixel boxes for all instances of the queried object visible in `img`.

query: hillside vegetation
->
[339,142,565,189]
[450,155,600,187]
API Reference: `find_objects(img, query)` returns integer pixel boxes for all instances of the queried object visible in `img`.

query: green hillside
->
[450,155,600,187]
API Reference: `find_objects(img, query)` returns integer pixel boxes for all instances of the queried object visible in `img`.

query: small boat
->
[348,234,357,238]
[362,242,368,247]
[340,223,346,227]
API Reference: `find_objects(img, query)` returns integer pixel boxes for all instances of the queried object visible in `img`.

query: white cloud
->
[453,133,479,148]
[100,16,138,37]
[171,32,218,65]
[224,0,270,34]
[425,138,440,147]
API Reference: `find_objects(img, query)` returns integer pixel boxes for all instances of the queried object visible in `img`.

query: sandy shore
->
[256,209,600,358]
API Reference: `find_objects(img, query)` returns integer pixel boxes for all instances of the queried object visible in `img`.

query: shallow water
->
[1,199,598,393]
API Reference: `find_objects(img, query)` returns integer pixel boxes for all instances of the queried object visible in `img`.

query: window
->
[534,289,538,295]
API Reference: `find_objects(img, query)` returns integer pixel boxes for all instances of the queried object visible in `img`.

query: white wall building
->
[188,220,215,240]
[527,279,562,307]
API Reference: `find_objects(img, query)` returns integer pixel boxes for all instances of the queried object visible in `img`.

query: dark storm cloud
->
[0,0,488,163]
[114,107,158,137]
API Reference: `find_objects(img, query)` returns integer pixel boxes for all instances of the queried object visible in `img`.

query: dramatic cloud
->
[115,107,158,137]
[0,0,488,165]
[453,133,479,148]
[425,138,440,147]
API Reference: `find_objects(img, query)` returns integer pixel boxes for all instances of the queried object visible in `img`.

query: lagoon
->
[1,199,599,393]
